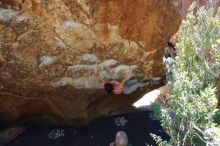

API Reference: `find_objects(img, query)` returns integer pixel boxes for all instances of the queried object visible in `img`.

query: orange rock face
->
[0,0,181,125]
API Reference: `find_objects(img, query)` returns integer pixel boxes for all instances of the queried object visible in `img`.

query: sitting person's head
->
[104,83,114,93]
[115,131,129,146]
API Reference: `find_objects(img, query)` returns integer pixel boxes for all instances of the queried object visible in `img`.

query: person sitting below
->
[110,131,132,146]
[94,65,149,95]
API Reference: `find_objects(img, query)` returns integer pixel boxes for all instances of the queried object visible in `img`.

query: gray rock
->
[63,20,75,31]
[67,64,92,73]
[56,41,67,49]
[99,59,119,69]
[111,65,142,80]
[81,54,99,63]
[0,8,19,22]
[0,8,26,23]
[39,55,57,69]
[66,64,93,78]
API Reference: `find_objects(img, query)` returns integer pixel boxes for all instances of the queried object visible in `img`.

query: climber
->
[94,65,149,95]
[109,131,132,146]
[94,65,128,94]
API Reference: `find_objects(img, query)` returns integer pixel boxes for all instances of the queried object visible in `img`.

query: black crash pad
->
[5,110,170,146]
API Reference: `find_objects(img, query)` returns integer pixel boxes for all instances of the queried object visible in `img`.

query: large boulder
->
[0,0,181,125]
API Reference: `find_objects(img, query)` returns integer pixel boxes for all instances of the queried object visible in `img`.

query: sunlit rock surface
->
[133,85,170,108]
[0,0,181,125]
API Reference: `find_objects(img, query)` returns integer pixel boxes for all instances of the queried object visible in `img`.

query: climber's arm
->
[94,65,106,84]
[96,73,105,83]
[120,74,129,87]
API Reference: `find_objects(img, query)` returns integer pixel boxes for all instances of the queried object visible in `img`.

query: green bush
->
[214,110,220,125]
[150,2,220,146]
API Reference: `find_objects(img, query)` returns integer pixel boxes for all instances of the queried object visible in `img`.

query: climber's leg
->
[123,83,139,94]
[138,82,150,88]
[125,79,138,86]
[123,79,149,94]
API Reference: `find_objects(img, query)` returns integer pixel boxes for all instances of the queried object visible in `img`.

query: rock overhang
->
[0,0,181,125]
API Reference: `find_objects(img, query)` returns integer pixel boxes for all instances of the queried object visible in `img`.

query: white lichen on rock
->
[98,59,119,69]
[0,8,19,22]
[81,54,99,63]
[52,76,100,89]
[39,55,57,69]
[56,41,67,49]
[0,8,26,23]
[67,64,92,73]
[111,64,141,80]
[66,64,93,78]
[63,58,146,89]
[63,20,75,31]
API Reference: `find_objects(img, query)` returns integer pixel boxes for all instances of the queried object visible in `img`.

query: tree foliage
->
[150,2,220,146]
